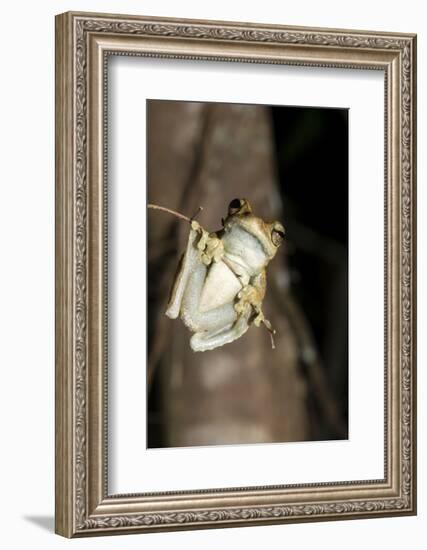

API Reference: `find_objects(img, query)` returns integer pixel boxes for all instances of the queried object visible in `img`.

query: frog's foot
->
[234,285,262,318]
[191,220,224,265]
[234,285,271,329]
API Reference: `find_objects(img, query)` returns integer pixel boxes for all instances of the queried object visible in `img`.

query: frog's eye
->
[228,198,243,215]
[228,198,252,216]
[271,226,285,246]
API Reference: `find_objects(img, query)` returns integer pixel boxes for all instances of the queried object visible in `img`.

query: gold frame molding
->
[55,11,417,538]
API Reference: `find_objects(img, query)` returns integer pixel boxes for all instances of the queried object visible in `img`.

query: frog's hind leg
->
[181,264,239,333]
[190,310,251,352]
[165,228,199,319]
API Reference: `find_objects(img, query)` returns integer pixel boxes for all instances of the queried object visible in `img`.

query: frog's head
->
[222,198,285,268]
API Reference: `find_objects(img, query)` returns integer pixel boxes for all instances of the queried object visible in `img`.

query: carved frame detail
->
[55,11,416,537]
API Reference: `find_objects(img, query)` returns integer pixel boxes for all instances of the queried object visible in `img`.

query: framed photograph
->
[55,11,417,537]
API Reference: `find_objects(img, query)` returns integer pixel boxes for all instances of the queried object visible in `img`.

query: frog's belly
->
[199,261,242,312]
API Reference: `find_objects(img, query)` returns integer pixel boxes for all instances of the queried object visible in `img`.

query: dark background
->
[272,106,349,433]
[147,100,348,448]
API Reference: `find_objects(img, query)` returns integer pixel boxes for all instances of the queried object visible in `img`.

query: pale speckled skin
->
[166,199,285,352]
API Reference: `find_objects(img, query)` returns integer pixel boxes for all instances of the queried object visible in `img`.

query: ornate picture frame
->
[55,11,417,537]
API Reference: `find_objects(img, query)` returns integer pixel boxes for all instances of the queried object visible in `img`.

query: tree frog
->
[166,198,285,352]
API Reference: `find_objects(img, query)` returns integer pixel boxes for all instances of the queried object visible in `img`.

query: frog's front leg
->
[191,220,224,265]
[234,270,268,327]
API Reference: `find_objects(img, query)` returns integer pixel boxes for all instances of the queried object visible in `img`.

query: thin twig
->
[261,318,276,350]
[147,203,193,223]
